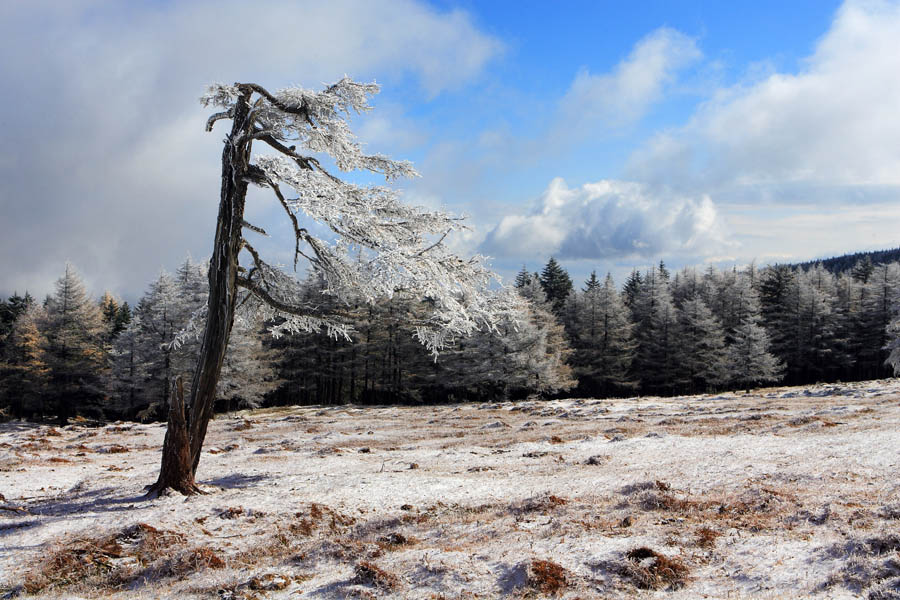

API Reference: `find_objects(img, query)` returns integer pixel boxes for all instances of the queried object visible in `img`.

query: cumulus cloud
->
[480,178,731,261]
[0,0,501,299]
[628,0,900,190]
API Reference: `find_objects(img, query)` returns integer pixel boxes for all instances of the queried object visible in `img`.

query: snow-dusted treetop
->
[202,78,519,353]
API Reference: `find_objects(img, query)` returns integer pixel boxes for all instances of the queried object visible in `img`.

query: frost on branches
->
[201,78,516,352]
[149,78,519,496]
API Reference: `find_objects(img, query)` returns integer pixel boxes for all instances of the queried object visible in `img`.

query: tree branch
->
[242,220,268,236]
[235,275,313,318]
[205,109,233,132]
[417,229,451,257]
[266,178,312,270]
[240,240,268,286]
[239,83,313,125]
[254,132,316,171]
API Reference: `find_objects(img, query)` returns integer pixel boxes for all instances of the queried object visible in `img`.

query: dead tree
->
[147,79,518,496]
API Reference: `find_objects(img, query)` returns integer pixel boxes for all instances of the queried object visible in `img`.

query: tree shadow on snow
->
[201,472,270,489]
[18,486,145,519]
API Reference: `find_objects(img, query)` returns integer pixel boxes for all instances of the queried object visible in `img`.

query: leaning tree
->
[148,78,516,496]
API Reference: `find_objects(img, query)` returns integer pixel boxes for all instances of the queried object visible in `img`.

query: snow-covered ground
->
[1,380,899,599]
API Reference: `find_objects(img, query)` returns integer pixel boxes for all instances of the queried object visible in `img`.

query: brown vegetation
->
[620,547,690,590]
[353,561,399,590]
[21,523,229,594]
[527,559,568,595]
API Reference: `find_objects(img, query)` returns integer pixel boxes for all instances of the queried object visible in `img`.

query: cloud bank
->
[481,178,730,261]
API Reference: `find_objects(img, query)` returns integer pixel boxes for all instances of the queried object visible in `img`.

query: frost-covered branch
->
[201,76,519,355]
[205,109,234,132]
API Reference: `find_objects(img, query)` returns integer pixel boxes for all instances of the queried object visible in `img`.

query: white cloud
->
[629,0,900,189]
[480,177,731,261]
[558,28,701,133]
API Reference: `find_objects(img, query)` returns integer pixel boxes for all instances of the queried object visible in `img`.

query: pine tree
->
[758,264,797,372]
[110,316,144,418]
[570,273,634,395]
[851,256,875,284]
[132,272,184,417]
[514,265,532,289]
[858,262,900,379]
[42,264,107,423]
[724,271,782,390]
[116,302,132,332]
[517,273,549,306]
[583,270,601,292]
[622,269,643,311]
[675,297,727,392]
[0,292,34,359]
[630,267,679,393]
[539,257,573,315]
[658,260,670,282]
[0,305,50,419]
[99,292,121,340]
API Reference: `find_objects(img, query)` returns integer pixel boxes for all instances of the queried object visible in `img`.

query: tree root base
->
[143,480,207,499]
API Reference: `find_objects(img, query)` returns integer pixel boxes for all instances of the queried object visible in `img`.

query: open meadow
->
[2,380,899,599]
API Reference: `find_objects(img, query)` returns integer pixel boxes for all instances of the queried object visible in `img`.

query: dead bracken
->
[527,559,568,595]
[20,523,228,594]
[620,546,691,590]
[353,561,399,590]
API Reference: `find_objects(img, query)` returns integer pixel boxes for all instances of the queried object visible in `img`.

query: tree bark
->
[149,87,253,496]
[146,377,203,497]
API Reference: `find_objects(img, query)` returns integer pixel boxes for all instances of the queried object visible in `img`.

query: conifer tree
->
[622,269,643,311]
[100,292,122,341]
[539,257,573,315]
[758,264,797,370]
[583,270,601,292]
[851,256,875,284]
[724,270,782,389]
[630,267,679,393]
[0,292,34,360]
[570,273,634,395]
[675,297,727,392]
[514,265,532,289]
[42,264,107,423]
[859,262,900,378]
[0,305,50,418]
[132,272,184,415]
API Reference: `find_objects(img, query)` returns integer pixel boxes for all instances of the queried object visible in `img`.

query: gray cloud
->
[480,177,731,261]
[0,0,501,300]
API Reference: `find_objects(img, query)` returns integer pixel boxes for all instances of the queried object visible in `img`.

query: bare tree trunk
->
[146,377,202,496]
[150,88,253,496]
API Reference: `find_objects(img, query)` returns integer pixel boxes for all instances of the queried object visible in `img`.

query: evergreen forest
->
[3,252,900,424]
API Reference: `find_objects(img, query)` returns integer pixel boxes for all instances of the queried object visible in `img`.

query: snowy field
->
[1,380,899,599]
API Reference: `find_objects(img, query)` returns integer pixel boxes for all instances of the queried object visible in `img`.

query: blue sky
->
[2,0,898,299]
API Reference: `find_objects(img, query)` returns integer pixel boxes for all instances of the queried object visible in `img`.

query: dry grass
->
[694,526,721,548]
[527,559,568,595]
[620,546,691,590]
[353,560,399,590]
[4,380,899,599]
[21,523,228,595]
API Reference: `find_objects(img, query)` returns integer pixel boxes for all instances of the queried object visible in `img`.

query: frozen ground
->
[1,380,899,599]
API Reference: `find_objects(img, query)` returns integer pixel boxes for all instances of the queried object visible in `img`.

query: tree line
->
[526,254,900,398]
[2,254,899,423]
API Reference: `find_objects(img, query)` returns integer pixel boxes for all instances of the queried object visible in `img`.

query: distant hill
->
[791,247,900,274]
